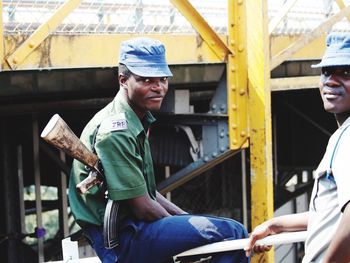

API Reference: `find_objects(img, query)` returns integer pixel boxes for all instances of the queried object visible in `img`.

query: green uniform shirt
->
[68,91,156,226]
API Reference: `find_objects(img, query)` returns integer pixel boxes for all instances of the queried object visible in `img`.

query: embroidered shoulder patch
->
[99,113,128,133]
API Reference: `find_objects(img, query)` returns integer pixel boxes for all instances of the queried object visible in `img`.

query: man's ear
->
[119,74,127,88]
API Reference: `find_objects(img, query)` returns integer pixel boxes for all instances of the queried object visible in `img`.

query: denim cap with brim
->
[311,33,350,68]
[119,37,173,77]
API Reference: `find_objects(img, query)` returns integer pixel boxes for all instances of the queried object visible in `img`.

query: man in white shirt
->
[244,33,350,263]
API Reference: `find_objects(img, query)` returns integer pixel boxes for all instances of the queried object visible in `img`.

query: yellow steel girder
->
[268,0,298,35]
[1,34,226,70]
[6,0,82,69]
[227,0,248,150]
[1,34,330,71]
[271,4,350,70]
[171,0,248,150]
[0,0,3,71]
[336,0,350,21]
[170,0,233,61]
[246,0,274,262]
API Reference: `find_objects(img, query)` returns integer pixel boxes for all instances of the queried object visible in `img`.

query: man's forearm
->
[156,192,187,215]
[323,203,350,263]
[126,194,171,221]
[265,212,309,234]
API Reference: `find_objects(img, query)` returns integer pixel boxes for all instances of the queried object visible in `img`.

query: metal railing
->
[2,0,350,36]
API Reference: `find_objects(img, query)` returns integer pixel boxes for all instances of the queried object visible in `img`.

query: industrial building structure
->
[0,0,349,262]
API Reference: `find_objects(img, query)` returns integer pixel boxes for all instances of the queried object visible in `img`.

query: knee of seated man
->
[188,216,248,240]
[219,218,248,239]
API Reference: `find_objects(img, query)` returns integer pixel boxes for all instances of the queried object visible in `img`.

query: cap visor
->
[128,65,173,77]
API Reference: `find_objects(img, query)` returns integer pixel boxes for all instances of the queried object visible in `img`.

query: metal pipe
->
[176,231,307,258]
[33,114,44,262]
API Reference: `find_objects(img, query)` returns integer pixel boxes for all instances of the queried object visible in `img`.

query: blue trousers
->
[84,214,249,263]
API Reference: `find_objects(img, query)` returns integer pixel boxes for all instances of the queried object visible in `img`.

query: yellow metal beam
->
[227,0,248,150]
[1,33,328,71]
[335,0,350,22]
[2,34,225,70]
[170,0,233,61]
[271,76,320,91]
[6,0,82,69]
[270,34,326,58]
[269,0,298,35]
[246,0,274,262]
[270,5,350,70]
[0,0,4,71]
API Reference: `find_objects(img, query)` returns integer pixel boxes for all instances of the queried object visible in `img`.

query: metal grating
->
[2,0,350,36]
[2,0,227,35]
[269,0,350,35]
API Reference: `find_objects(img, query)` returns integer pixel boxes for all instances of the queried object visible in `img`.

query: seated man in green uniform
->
[68,37,249,263]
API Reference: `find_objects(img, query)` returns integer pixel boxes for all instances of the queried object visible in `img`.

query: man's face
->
[121,73,169,115]
[319,66,350,114]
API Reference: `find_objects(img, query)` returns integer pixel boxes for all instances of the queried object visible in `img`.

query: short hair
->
[118,63,132,79]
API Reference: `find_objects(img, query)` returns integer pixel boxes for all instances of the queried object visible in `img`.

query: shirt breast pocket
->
[312,176,338,212]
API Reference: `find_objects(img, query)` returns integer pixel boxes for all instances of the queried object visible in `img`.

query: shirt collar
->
[341,116,350,128]
[113,91,156,136]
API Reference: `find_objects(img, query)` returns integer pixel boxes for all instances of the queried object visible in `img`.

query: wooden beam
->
[270,5,350,70]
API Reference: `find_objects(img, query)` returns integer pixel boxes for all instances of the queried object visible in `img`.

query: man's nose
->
[150,80,163,91]
[323,74,341,87]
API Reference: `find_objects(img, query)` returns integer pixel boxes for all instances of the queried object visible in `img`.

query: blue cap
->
[312,33,350,68]
[119,37,173,77]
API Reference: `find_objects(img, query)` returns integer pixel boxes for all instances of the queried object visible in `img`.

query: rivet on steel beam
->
[210,41,216,46]
[237,0,243,5]
[29,42,35,48]
[230,23,235,27]
[230,40,235,46]
[238,45,244,52]
[231,104,237,110]
[241,131,246,137]
[231,85,236,91]
[232,139,238,145]
[239,89,246,95]
[231,124,237,129]
[12,58,18,64]
[230,66,236,72]
[212,152,217,158]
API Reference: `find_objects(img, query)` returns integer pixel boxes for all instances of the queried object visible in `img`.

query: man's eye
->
[322,70,330,77]
[343,70,350,77]
[144,78,150,83]
[161,77,168,81]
